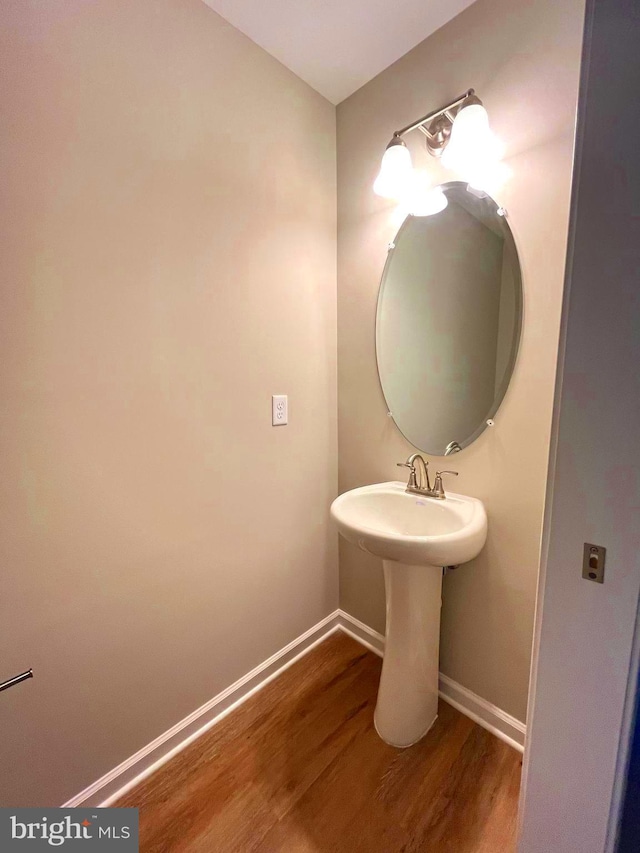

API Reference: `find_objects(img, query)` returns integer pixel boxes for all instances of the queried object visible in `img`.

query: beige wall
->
[0,0,336,806]
[337,0,585,722]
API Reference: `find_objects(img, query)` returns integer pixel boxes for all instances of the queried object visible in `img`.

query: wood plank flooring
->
[119,632,522,852]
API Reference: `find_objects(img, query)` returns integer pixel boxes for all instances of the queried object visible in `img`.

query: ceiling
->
[201,0,479,104]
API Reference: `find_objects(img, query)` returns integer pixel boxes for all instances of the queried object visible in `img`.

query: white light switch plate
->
[272,395,288,426]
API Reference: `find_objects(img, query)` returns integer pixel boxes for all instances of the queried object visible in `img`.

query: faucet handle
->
[397,461,418,490]
[433,470,458,499]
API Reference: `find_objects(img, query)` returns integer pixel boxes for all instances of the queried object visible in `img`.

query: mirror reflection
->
[376,182,522,455]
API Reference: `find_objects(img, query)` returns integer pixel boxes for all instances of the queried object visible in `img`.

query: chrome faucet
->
[444,440,462,456]
[397,452,431,492]
[397,453,458,500]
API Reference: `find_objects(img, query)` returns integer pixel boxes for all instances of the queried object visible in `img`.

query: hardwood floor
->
[119,632,522,852]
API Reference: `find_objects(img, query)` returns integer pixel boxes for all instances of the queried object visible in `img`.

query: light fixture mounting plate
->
[424,114,453,157]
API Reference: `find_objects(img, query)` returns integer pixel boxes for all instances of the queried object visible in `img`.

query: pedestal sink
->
[330,481,487,748]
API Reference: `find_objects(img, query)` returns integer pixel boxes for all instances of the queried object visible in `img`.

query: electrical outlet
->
[272,395,288,426]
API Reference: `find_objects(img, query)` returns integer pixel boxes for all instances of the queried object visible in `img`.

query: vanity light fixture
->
[374,89,503,204]
[373,137,413,200]
[401,173,448,217]
[409,186,448,216]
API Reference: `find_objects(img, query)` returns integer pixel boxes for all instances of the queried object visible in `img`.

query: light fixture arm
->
[388,88,482,158]
[392,89,475,139]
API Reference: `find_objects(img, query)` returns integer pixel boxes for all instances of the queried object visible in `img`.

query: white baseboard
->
[437,673,526,752]
[63,607,525,807]
[338,610,526,753]
[63,610,342,808]
[336,610,385,657]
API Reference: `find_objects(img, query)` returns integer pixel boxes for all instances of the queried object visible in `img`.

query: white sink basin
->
[330,480,487,748]
[331,481,487,566]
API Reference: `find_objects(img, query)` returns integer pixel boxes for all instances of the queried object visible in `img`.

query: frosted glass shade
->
[374,141,413,200]
[441,104,503,188]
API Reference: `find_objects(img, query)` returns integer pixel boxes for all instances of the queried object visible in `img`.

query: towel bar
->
[0,669,33,693]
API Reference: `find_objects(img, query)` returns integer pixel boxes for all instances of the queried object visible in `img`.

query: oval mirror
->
[376,181,522,455]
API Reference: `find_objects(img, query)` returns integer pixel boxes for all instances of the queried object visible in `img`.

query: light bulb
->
[407,185,448,216]
[374,139,413,199]
[466,161,511,196]
[395,173,448,218]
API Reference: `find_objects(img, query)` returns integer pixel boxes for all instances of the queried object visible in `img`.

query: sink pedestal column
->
[374,560,443,748]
